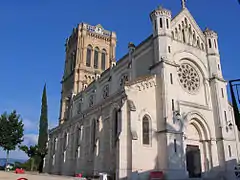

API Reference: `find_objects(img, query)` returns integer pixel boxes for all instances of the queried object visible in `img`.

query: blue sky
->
[0,0,239,159]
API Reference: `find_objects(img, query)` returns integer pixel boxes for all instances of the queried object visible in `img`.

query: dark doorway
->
[186,145,202,178]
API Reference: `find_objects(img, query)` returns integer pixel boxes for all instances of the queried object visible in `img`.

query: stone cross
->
[181,0,186,9]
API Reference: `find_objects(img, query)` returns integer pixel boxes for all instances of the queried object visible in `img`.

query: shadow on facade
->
[124,145,239,180]
[124,118,240,180]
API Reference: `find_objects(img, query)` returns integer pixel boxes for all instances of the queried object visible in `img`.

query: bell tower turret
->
[204,28,222,78]
[150,6,172,64]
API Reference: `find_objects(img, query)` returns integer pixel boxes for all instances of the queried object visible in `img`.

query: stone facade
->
[44,3,240,180]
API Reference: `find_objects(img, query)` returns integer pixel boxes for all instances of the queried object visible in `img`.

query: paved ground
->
[0,171,78,180]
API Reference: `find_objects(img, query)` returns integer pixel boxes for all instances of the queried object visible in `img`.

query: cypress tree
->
[37,84,48,173]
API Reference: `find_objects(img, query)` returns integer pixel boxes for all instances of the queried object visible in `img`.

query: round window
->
[177,63,200,93]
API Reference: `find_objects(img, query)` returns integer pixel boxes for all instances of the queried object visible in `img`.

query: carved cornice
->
[150,6,171,20]
[209,74,227,83]
[178,100,211,111]
[50,91,126,136]
[204,28,218,37]
[149,57,179,70]
[125,75,156,92]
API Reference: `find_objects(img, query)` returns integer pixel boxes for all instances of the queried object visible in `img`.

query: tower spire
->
[181,0,186,9]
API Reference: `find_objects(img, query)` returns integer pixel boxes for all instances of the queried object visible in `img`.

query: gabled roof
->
[171,8,206,43]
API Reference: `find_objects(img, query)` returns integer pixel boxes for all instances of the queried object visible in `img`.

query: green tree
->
[37,84,48,173]
[19,145,38,171]
[0,110,24,169]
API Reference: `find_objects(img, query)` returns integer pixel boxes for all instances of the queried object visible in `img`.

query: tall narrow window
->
[63,133,68,150]
[114,110,118,139]
[101,49,106,70]
[201,43,204,51]
[76,128,80,158]
[197,37,200,48]
[160,18,163,28]
[174,139,177,153]
[172,99,175,111]
[214,39,217,48]
[221,88,224,98]
[63,151,66,163]
[71,51,76,71]
[208,39,212,48]
[170,73,173,84]
[113,109,119,146]
[224,111,227,123]
[218,64,220,70]
[154,20,157,31]
[228,145,232,157]
[168,46,171,53]
[80,125,83,141]
[86,45,92,67]
[52,154,55,166]
[54,138,58,152]
[92,120,96,151]
[142,116,150,145]
[166,19,169,29]
[77,146,81,158]
[94,47,99,69]
[182,29,186,43]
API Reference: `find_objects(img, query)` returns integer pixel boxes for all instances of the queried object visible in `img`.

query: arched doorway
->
[184,115,212,178]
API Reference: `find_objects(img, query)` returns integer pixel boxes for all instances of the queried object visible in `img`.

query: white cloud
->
[22,118,38,131]
[22,134,38,146]
[0,133,39,160]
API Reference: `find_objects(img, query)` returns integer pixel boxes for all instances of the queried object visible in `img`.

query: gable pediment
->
[171,8,206,50]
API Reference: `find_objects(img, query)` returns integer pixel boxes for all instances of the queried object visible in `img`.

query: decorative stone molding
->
[150,6,171,20]
[204,28,218,38]
[102,84,110,99]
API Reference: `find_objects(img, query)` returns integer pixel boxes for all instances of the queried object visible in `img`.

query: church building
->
[44,1,240,179]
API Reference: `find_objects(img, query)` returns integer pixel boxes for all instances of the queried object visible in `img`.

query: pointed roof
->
[171,8,206,42]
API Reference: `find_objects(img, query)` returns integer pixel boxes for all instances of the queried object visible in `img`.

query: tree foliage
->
[19,145,39,171]
[19,145,38,158]
[0,110,24,168]
[37,84,49,173]
[0,111,24,151]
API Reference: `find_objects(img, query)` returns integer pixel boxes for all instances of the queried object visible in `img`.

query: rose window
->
[177,63,200,93]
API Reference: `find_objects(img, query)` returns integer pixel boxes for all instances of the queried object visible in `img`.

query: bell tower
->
[59,23,117,124]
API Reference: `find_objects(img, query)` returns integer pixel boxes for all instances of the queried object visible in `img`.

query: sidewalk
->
[0,171,77,180]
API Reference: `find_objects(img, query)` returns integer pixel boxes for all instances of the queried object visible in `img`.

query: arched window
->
[63,132,68,150]
[166,19,169,29]
[86,45,92,67]
[214,39,217,48]
[112,109,121,147]
[71,51,76,71]
[182,29,186,43]
[159,18,163,28]
[101,49,106,70]
[171,31,174,39]
[201,43,204,51]
[94,47,99,69]
[142,116,150,145]
[197,37,200,48]
[75,127,81,157]
[92,120,96,151]
[208,39,212,48]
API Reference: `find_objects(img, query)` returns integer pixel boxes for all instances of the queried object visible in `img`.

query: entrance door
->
[186,145,202,178]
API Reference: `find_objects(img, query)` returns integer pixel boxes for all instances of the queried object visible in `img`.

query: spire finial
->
[181,0,186,9]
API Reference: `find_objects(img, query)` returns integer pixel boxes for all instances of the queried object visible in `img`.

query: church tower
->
[59,23,117,124]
